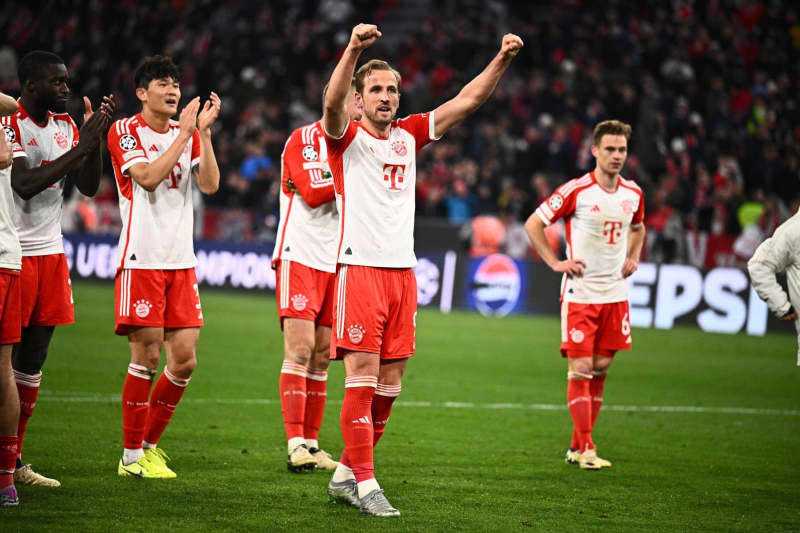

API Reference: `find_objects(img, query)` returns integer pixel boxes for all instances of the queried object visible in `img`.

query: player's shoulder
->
[289,121,324,146]
[50,111,76,125]
[618,176,642,194]
[111,114,142,134]
[392,113,427,129]
[555,173,594,197]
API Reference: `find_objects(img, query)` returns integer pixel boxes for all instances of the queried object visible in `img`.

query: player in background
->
[0,92,22,506]
[323,24,523,516]
[107,55,220,479]
[524,120,645,470]
[273,82,362,473]
[748,211,800,364]
[3,51,113,487]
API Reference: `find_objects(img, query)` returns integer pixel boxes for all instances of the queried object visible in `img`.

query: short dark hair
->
[592,120,632,146]
[134,55,181,89]
[18,50,65,84]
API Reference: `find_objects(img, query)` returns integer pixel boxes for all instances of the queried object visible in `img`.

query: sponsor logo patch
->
[548,194,563,211]
[134,299,153,318]
[347,324,366,345]
[302,145,318,161]
[3,126,15,144]
[291,294,308,311]
[119,134,138,151]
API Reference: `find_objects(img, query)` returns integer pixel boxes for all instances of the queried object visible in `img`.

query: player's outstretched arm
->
[323,23,381,138]
[0,92,17,116]
[128,97,199,192]
[621,223,645,278]
[524,211,585,277]
[432,33,523,138]
[11,107,109,200]
[194,92,221,194]
[72,94,115,197]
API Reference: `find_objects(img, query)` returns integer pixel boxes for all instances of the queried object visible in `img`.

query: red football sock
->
[372,383,401,447]
[303,368,328,443]
[122,364,154,450]
[144,368,189,445]
[0,435,17,488]
[567,377,594,452]
[340,376,376,483]
[279,361,307,441]
[14,370,41,461]
[590,372,607,430]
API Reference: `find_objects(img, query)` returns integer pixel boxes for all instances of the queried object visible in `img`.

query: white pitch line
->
[36,394,800,416]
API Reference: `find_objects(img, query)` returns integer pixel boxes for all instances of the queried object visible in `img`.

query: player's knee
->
[567,360,593,378]
[171,355,197,379]
[286,341,313,366]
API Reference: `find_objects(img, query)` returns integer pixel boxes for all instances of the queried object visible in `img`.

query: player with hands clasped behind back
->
[107,55,221,479]
[2,51,113,488]
[525,120,645,471]
[323,24,522,516]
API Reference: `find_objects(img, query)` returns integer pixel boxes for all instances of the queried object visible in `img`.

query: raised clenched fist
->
[501,33,524,58]
[349,24,382,51]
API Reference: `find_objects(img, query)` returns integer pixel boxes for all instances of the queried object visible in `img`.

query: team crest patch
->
[291,294,308,311]
[621,199,633,215]
[570,328,585,344]
[3,126,15,144]
[134,299,153,318]
[53,131,68,150]
[391,140,407,156]
[347,324,366,344]
[302,145,318,161]
[119,134,138,151]
[549,194,563,211]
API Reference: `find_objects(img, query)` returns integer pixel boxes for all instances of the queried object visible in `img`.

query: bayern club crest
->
[291,293,308,311]
[570,328,585,344]
[54,131,68,150]
[134,299,153,318]
[621,199,634,215]
[347,324,366,344]
[391,140,407,156]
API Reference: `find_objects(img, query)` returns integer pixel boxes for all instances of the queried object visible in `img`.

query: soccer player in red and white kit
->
[0,92,23,506]
[322,24,523,516]
[2,51,113,487]
[107,56,221,478]
[525,120,645,470]
[273,83,362,472]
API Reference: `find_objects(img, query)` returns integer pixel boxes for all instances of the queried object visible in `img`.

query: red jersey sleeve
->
[2,114,26,158]
[632,191,645,225]
[107,119,147,176]
[282,128,334,208]
[190,130,201,170]
[535,181,579,225]
[395,112,437,152]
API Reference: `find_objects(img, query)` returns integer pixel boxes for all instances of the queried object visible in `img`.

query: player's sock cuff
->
[306,368,328,381]
[128,363,154,380]
[13,370,42,388]
[591,370,607,377]
[375,383,401,397]
[345,375,378,389]
[567,371,593,380]
[164,367,190,387]
[281,361,308,378]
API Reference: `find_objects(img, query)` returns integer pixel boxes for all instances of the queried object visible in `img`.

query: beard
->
[364,106,395,129]
[48,96,67,113]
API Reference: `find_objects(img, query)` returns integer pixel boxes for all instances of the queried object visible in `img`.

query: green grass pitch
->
[3,281,800,532]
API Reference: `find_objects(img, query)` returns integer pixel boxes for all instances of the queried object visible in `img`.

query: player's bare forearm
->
[525,213,559,270]
[627,224,645,261]
[433,33,523,137]
[0,92,18,116]
[72,144,102,197]
[0,133,11,169]
[128,133,191,192]
[194,131,219,194]
[323,48,360,138]
[11,143,96,200]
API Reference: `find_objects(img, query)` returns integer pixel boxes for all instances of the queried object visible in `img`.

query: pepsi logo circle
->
[471,254,521,317]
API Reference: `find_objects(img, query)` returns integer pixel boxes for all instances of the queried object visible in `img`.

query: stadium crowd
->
[0,0,798,263]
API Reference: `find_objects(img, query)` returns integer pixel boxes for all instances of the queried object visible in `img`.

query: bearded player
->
[322,24,523,516]
[525,120,645,470]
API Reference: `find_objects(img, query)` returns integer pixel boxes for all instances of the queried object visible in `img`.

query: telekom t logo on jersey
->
[383,163,406,190]
[603,220,623,244]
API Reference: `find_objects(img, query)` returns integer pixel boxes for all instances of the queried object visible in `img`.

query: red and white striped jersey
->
[107,114,200,270]
[536,171,645,303]
[325,113,438,268]
[272,121,338,273]
[1,103,78,256]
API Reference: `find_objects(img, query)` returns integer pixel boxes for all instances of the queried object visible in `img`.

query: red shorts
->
[331,265,417,360]
[21,254,74,327]
[0,269,22,344]
[560,300,632,358]
[275,260,335,328]
[115,268,204,335]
